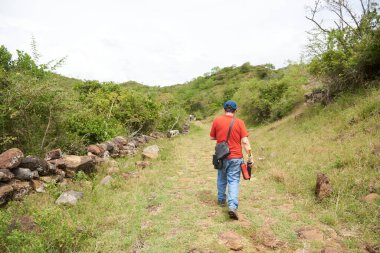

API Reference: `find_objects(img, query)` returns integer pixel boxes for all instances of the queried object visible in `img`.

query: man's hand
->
[247,155,254,167]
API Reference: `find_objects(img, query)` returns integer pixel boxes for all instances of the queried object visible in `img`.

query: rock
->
[45,148,62,160]
[0,184,14,206]
[8,216,40,233]
[135,161,151,169]
[11,168,39,180]
[100,175,113,185]
[321,247,344,253]
[167,130,180,138]
[107,166,119,174]
[19,156,50,175]
[150,132,165,139]
[297,227,324,240]
[40,176,55,183]
[0,169,14,182]
[9,180,32,200]
[0,148,24,170]
[31,179,45,193]
[189,114,196,121]
[55,190,83,205]
[219,231,244,251]
[135,135,147,144]
[87,144,105,156]
[58,155,96,177]
[142,145,160,159]
[126,142,136,149]
[315,173,332,199]
[362,193,379,203]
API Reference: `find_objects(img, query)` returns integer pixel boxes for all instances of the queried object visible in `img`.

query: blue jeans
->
[217,158,243,210]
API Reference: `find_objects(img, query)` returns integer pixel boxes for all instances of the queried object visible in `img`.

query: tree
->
[306,0,380,95]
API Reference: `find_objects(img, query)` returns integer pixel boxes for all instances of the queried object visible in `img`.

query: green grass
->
[0,88,379,252]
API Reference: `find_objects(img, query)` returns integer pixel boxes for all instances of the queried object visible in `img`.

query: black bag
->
[213,117,235,169]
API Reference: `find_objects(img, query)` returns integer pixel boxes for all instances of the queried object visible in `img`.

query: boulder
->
[55,190,83,205]
[19,156,50,175]
[112,136,128,147]
[0,184,14,206]
[142,145,160,160]
[58,155,96,177]
[0,148,24,170]
[0,169,14,182]
[135,161,151,169]
[135,135,147,144]
[11,168,39,180]
[45,148,62,160]
[315,173,332,200]
[150,132,165,139]
[167,130,180,138]
[9,180,32,200]
[31,179,45,193]
[100,175,113,185]
[87,144,105,156]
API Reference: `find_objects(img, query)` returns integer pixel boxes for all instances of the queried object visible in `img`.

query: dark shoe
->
[228,208,239,220]
[218,200,226,207]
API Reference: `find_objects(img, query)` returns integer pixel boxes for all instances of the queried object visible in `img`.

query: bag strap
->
[226,117,235,142]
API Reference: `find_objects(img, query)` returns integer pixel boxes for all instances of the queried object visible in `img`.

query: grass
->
[0,88,379,252]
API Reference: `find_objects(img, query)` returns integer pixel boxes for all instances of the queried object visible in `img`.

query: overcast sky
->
[0,0,315,86]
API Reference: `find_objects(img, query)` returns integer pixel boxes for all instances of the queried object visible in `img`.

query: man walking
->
[210,100,253,220]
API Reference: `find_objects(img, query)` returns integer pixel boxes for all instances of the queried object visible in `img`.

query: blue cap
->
[224,100,237,110]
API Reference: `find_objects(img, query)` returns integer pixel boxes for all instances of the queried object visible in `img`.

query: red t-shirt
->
[210,115,248,159]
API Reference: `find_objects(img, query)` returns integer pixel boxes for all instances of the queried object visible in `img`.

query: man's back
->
[210,115,248,159]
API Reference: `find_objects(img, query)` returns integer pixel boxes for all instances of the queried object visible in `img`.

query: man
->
[210,100,253,220]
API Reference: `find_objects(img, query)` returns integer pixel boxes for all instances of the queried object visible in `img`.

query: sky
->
[0,0,316,86]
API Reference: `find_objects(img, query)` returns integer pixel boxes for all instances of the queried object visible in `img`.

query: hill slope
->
[1,87,379,252]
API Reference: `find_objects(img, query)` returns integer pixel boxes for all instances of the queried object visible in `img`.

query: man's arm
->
[241,137,251,156]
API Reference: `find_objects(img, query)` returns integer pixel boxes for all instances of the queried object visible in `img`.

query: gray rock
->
[11,168,39,180]
[167,130,180,138]
[55,190,83,205]
[0,169,15,182]
[45,149,62,160]
[31,179,45,193]
[0,148,24,170]
[9,180,32,200]
[58,155,96,177]
[19,156,50,175]
[142,145,160,159]
[100,175,113,185]
[0,184,14,206]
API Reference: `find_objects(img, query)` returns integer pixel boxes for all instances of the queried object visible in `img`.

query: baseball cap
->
[223,100,237,110]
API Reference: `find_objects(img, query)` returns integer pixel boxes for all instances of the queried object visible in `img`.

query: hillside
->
[0,87,379,252]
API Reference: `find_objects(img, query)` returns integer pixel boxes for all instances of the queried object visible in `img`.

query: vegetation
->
[306,0,380,95]
[0,46,187,155]
[0,88,378,252]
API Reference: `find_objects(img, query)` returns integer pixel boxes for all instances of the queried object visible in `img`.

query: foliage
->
[234,65,307,123]
[306,0,380,95]
[0,45,187,155]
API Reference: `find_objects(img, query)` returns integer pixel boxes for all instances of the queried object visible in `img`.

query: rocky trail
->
[112,121,348,253]
[1,114,376,252]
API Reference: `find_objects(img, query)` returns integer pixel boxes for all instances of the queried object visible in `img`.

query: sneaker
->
[228,208,239,220]
[218,200,226,207]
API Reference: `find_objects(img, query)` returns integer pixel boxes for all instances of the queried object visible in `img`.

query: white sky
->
[0,0,315,86]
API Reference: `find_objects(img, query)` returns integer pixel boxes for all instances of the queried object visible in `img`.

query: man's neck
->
[225,112,235,117]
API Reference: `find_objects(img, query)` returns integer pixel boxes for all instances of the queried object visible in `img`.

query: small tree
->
[306,0,380,95]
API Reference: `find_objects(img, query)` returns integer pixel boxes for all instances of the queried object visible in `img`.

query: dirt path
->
[124,119,345,252]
